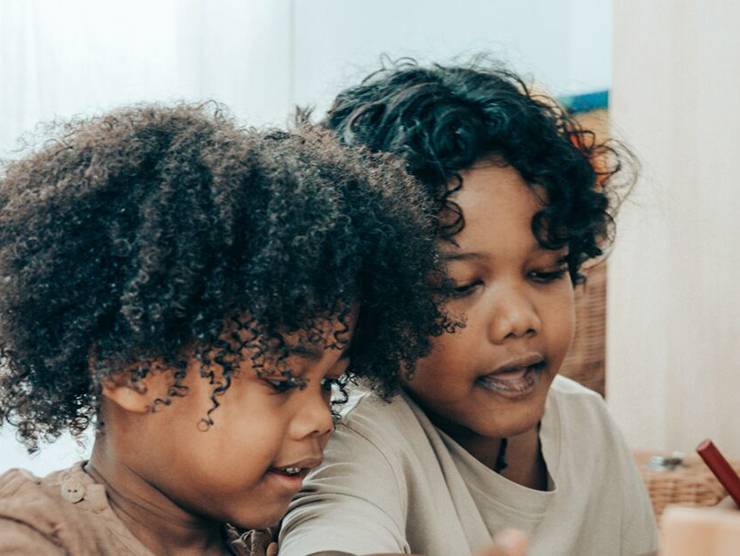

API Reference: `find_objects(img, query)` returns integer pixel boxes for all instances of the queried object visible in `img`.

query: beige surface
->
[607,0,740,456]
[660,507,740,556]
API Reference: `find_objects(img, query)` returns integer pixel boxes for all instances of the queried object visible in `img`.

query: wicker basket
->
[559,260,607,396]
[634,451,740,523]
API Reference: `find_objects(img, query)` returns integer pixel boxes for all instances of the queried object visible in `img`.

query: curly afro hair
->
[0,103,451,451]
[321,57,635,284]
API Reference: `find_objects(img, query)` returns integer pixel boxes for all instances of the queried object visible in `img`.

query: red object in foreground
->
[697,439,740,508]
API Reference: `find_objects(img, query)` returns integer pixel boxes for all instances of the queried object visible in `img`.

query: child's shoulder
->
[339,385,416,431]
[548,375,616,432]
[549,374,604,401]
[0,463,147,554]
[547,375,627,448]
[0,465,83,552]
[332,385,426,455]
[0,465,68,527]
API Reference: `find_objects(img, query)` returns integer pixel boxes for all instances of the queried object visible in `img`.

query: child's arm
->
[279,421,411,555]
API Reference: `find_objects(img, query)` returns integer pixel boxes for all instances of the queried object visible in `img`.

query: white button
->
[61,480,86,503]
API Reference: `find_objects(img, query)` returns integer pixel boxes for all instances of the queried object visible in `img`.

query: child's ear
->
[101,368,172,414]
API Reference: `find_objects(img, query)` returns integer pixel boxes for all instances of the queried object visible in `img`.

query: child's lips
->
[269,466,306,476]
[266,466,312,494]
[476,358,546,398]
[266,455,322,491]
[271,455,323,472]
[487,353,545,376]
[490,367,530,381]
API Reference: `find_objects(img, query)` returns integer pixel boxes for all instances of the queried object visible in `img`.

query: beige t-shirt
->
[279,376,659,556]
[0,461,273,555]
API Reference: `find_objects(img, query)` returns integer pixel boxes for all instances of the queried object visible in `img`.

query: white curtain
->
[0,0,293,155]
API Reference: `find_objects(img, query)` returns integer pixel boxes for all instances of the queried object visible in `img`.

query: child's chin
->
[229,504,287,531]
[476,397,548,438]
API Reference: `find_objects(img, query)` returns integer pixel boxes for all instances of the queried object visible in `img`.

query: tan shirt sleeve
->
[0,518,66,555]
[278,421,410,556]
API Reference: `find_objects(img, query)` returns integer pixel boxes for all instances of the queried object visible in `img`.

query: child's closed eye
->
[451,280,484,298]
[261,374,307,394]
[528,264,568,283]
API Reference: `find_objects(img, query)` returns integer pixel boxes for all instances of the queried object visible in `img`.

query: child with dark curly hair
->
[0,104,453,555]
[279,60,660,556]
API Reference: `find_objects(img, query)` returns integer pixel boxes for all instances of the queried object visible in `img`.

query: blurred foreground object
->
[472,528,528,556]
[660,506,740,556]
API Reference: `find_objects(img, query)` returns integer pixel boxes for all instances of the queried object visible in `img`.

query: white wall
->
[0,0,613,474]
[292,0,613,116]
[608,0,740,456]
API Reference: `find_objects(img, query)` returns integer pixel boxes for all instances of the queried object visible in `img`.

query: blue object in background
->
[559,90,609,114]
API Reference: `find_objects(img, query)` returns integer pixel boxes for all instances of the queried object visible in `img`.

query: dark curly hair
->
[320,57,635,284]
[0,103,451,452]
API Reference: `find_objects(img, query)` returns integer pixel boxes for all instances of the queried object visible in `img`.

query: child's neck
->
[86,443,228,556]
[423,410,548,491]
[464,427,548,491]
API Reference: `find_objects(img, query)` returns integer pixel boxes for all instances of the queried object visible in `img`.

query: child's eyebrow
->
[284,344,323,360]
[440,251,486,262]
[284,343,352,361]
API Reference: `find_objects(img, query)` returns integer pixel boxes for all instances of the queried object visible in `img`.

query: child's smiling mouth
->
[266,457,322,493]
[476,355,546,399]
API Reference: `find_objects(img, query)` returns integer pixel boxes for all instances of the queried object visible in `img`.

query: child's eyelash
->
[529,266,568,282]
[260,373,307,393]
[451,263,569,295]
[451,280,483,298]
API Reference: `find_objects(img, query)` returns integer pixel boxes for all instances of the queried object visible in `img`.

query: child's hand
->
[472,528,528,556]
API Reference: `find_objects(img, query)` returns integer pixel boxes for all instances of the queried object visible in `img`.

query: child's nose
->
[290,391,334,441]
[487,286,541,344]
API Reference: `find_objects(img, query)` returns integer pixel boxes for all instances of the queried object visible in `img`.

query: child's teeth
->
[494,367,528,382]
[284,467,300,474]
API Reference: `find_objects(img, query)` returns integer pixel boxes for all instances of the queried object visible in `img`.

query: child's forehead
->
[446,165,547,218]
[438,165,568,261]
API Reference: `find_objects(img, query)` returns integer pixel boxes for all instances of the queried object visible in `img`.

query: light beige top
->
[0,461,272,555]
[279,376,659,556]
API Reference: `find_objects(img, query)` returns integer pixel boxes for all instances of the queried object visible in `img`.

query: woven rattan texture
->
[560,260,607,396]
[634,452,740,523]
